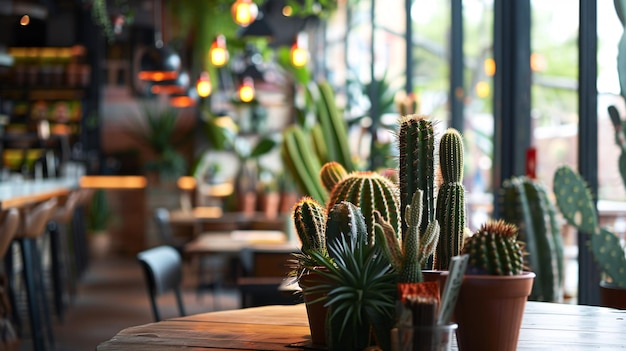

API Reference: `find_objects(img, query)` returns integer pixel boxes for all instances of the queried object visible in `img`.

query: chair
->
[7,198,58,351]
[237,247,301,308]
[137,245,186,322]
[153,208,186,253]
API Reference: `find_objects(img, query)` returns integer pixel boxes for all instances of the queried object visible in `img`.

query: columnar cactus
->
[433,128,466,270]
[398,115,436,238]
[500,176,564,302]
[553,166,626,288]
[375,190,440,283]
[325,201,369,258]
[327,170,401,245]
[462,219,525,276]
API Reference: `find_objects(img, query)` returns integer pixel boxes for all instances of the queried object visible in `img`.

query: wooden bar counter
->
[97,302,626,350]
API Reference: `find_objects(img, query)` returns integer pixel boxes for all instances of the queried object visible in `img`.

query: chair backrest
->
[0,209,19,258]
[21,197,58,239]
[153,208,179,247]
[137,245,186,322]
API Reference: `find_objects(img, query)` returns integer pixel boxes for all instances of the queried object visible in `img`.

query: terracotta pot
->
[454,272,535,351]
[298,270,330,346]
[599,281,626,309]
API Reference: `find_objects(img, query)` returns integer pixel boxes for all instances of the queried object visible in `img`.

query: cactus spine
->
[375,190,440,283]
[398,115,436,238]
[553,166,626,288]
[499,176,564,301]
[433,128,466,270]
[462,219,525,276]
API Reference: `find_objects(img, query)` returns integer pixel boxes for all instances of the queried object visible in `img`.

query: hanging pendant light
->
[231,0,258,27]
[150,70,189,95]
[196,72,212,98]
[209,35,229,67]
[290,42,308,68]
[138,0,181,82]
[238,77,255,103]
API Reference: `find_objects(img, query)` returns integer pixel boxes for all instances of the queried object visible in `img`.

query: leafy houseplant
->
[126,105,189,183]
[454,220,535,351]
[552,165,626,308]
[293,199,397,349]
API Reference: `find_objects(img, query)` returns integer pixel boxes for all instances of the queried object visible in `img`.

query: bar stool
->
[46,190,81,322]
[10,198,58,351]
[72,188,94,279]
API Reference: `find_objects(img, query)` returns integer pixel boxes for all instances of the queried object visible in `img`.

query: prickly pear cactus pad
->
[552,166,598,234]
[462,220,524,276]
[593,228,626,288]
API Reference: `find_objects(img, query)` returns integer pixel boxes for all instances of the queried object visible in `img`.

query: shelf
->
[0,87,85,101]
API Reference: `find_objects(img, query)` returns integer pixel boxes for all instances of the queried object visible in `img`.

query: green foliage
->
[462,220,525,276]
[125,105,189,182]
[305,236,397,350]
[499,176,564,302]
[553,166,626,288]
[87,189,111,232]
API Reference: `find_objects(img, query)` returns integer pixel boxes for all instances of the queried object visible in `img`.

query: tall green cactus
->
[375,190,440,283]
[398,115,436,238]
[462,219,525,276]
[433,128,466,270]
[499,176,564,302]
[553,166,626,288]
[327,170,401,245]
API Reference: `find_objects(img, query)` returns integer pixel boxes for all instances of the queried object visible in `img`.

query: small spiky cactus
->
[433,128,467,270]
[462,220,525,276]
[325,201,369,259]
[327,170,401,245]
[320,161,349,193]
[553,166,626,288]
[500,176,564,302]
[375,190,440,283]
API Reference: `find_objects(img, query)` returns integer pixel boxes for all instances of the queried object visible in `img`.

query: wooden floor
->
[17,238,241,351]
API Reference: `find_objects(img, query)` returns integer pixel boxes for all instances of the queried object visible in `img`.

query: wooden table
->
[184,230,299,255]
[0,177,76,210]
[97,302,626,350]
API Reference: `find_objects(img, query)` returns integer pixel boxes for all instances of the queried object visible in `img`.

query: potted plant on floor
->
[553,165,626,309]
[454,219,535,351]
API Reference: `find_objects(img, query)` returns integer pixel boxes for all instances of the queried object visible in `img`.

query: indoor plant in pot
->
[552,165,626,309]
[454,219,535,351]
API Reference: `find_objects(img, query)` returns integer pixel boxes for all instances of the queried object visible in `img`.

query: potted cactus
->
[453,220,535,351]
[553,165,626,309]
[290,116,468,349]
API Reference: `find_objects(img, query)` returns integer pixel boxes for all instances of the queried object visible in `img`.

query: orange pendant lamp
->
[238,77,255,103]
[231,0,258,27]
[138,0,181,82]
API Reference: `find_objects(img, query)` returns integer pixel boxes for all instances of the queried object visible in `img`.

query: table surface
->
[0,177,77,210]
[184,230,300,255]
[97,301,626,350]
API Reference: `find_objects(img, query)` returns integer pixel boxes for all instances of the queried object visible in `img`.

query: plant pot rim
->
[600,280,625,290]
[441,271,536,280]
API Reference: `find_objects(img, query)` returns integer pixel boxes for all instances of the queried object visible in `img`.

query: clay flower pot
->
[599,281,626,310]
[454,272,535,351]
[298,269,330,346]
